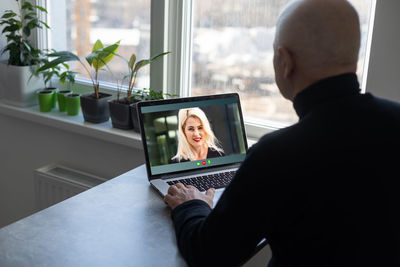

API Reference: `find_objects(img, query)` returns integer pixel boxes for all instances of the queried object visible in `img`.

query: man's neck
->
[291,65,357,101]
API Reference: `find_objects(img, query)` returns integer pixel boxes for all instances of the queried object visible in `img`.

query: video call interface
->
[140,97,247,175]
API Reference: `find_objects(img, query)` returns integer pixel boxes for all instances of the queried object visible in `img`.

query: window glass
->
[63,0,150,88]
[191,0,374,125]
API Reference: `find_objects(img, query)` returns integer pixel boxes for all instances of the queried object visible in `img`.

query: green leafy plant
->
[39,62,77,88]
[124,51,170,103]
[58,64,77,87]
[132,87,177,101]
[33,50,77,88]
[37,39,120,99]
[0,0,49,66]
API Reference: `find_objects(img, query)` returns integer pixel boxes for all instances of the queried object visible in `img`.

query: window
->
[45,0,376,137]
[189,0,375,126]
[48,0,151,89]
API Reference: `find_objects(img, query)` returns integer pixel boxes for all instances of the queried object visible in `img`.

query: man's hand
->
[164,183,215,210]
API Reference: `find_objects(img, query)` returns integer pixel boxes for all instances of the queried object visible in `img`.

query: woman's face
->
[184,116,205,148]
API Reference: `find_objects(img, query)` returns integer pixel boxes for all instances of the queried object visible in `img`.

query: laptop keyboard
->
[167,170,236,192]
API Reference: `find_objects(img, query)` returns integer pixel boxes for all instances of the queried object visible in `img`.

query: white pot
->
[0,62,43,107]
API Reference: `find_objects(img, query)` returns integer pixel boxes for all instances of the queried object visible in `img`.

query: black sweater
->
[171,73,400,267]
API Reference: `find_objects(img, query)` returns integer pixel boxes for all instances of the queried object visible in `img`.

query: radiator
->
[34,164,107,211]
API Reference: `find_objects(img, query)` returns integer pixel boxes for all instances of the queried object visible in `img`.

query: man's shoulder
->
[366,93,400,111]
[358,93,400,124]
[248,125,299,156]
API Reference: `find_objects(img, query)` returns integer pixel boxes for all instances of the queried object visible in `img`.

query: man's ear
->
[278,47,294,78]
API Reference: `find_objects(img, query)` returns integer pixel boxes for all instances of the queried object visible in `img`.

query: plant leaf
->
[150,51,170,61]
[33,5,48,13]
[59,72,66,83]
[85,52,96,66]
[43,71,53,85]
[24,14,34,20]
[37,51,80,72]
[23,26,31,36]
[92,41,120,71]
[1,11,17,18]
[19,51,25,65]
[0,19,19,26]
[39,20,50,29]
[47,51,79,59]
[128,54,136,69]
[21,2,34,11]
[132,59,150,74]
[92,39,103,52]
[132,51,170,74]
[27,18,39,29]
[2,24,20,34]
[21,40,32,52]
[90,39,104,69]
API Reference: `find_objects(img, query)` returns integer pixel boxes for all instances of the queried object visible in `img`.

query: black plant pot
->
[109,100,133,130]
[130,101,141,133]
[80,92,112,123]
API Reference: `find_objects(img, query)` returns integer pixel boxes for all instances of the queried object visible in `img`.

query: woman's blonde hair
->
[172,108,224,162]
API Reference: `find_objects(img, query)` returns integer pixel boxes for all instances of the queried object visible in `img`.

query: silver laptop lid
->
[137,93,248,181]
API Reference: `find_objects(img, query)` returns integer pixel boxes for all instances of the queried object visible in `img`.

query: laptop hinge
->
[156,163,241,180]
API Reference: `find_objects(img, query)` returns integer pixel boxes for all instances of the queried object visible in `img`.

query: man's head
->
[273,0,361,100]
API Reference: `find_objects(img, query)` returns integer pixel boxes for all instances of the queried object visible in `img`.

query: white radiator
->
[34,164,107,211]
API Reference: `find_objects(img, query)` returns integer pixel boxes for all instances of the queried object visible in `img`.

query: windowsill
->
[0,101,143,149]
[0,100,260,149]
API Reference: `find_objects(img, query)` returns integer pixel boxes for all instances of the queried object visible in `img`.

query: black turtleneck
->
[293,73,361,119]
[171,73,400,267]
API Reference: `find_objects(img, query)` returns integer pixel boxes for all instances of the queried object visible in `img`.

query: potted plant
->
[0,0,49,107]
[108,82,132,129]
[109,51,170,130]
[56,64,77,112]
[34,54,77,111]
[37,89,54,112]
[129,87,176,132]
[37,39,120,123]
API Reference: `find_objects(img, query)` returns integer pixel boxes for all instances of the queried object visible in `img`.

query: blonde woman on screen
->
[171,108,225,163]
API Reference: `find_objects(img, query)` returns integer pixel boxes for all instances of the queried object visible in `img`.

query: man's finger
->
[164,194,178,210]
[205,188,215,198]
[186,185,200,191]
[164,193,173,204]
[167,185,178,195]
[175,183,186,189]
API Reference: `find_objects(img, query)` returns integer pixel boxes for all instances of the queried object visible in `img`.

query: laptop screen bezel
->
[137,93,248,181]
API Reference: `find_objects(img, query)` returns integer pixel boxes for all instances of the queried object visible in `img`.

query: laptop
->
[137,93,248,200]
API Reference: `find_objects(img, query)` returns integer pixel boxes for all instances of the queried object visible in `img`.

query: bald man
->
[165,0,400,266]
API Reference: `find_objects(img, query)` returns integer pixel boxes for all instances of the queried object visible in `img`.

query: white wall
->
[0,113,144,228]
[365,0,400,101]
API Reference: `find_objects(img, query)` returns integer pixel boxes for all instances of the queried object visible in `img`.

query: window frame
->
[38,0,377,140]
[155,0,280,138]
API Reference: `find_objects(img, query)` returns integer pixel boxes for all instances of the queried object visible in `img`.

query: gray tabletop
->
[0,165,187,267]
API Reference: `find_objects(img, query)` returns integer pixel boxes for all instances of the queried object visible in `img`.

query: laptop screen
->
[138,94,247,177]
